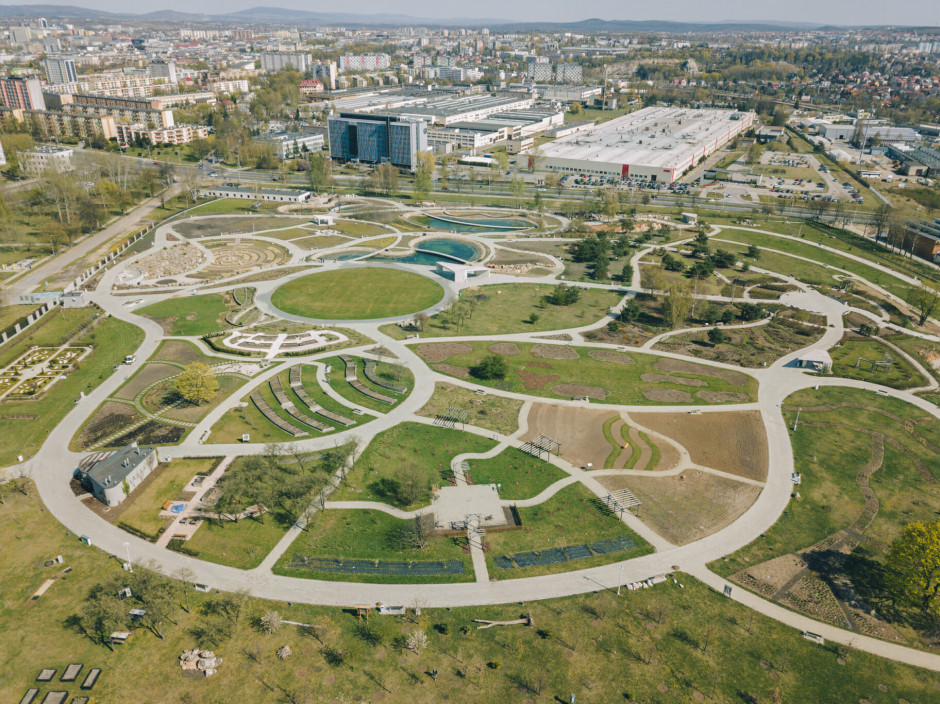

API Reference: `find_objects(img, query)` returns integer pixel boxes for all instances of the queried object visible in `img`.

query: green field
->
[183,514,288,570]
[0,309,144,467]
[465,447,568,500]
[417,382,523,436]
[417,341,759,406]
[332,422,497,509]
[322,355,412,413]
[2,485,940,703]
[274,509,473,583]
[830,337,930,389]
[138,293,231,336]
[271,268,445,320]
[486,484,652,579]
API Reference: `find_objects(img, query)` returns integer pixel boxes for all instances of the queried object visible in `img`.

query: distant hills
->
[0,3,929,31]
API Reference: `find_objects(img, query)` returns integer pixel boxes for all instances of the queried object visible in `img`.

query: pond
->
[375,238,484,266]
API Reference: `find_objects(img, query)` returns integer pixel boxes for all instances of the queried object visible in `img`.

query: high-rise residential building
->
[328,112,427,171]
[337,54,391,72]
[311,61,337,90]
[526,57,553,82]
[43,57,78,85]
[148,60,178,84]
[260,53,311,73]
[0,77,46,111]
[40,37,61,53]
[555,63,583,84]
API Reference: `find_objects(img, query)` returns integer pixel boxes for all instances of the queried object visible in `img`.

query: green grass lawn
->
[465,447,568,500]
[1,485,939,704]
[0,304,36,331]
[712,386,940,579]
[273,509,473,583]
[713,228,924,307]
[417,382,523,436]
[322,355,411,413]
[417,341,759,406]
[271,268,444,320]
[332,422,497,509]
[829,337,930,389]
[486,484,653,579]
[138,293,232,336]
[183,514,288,569]
[404,283,621,338]
[0,311,144,468]
[118,458,219,537]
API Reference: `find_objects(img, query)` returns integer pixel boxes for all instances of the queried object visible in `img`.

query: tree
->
[259,610,283,634]
[174,363,219,404]
[708,327,727,345]
[746,244,761,259]
[746,143,764,165]
[77,588,126,651]
[662,281,692,328]
[885,520,940,618]
[308,152,333,192]
[413,150,434,199]
[376,162,399,196]
[661,252,686,273]
[437,154,450,189]
[406,630,428,654]
[510,176,525,207]
[545,284,580,306]
[912,284,939,327]
[471,354,508,380]
[621,298,641,323]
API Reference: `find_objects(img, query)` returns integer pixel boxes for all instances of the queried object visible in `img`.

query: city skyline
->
[0,0,938,26]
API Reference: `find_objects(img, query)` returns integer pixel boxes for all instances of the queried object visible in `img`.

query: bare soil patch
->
[433,363,470,379]
[156,340,207,365]
[697,391,749,403]
[596,469,761,545]
[531,344,578,360]
[488,343,520,356]
[631,411,769,481]
[640,373,707,387]
[642,389,693,403]
[111,420,186,447]
[516,371,558,389]
[650,435,682,472]
[654,357,749,387]
[78,401,138,449]
[552,383,608,400]
[587,349,635,364]
[417,343,473,363]
[522,403,620,468]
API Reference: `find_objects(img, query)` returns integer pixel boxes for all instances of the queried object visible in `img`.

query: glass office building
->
[327,113,427,171]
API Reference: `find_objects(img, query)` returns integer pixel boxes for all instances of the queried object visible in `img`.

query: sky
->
[3,0,939,25]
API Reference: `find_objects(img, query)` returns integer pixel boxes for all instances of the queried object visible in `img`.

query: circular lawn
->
[270,267,445,320]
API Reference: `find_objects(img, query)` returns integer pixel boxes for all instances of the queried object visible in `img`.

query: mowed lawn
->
[270,268,444,319]
[119,458,219,537]
[138,293,230,336]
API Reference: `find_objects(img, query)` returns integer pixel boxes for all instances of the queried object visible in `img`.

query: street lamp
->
[123,541,133,572]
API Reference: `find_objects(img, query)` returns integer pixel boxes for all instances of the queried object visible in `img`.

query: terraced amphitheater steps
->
[339,355,395,405]
[250,390,307,437]
[269,377,333,432]
[363,358,407,394]
[289,366,354,426]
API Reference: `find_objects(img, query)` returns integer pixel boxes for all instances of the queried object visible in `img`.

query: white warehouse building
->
[534,107,756,183]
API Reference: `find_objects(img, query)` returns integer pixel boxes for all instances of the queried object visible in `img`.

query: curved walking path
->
[14,204,940,674]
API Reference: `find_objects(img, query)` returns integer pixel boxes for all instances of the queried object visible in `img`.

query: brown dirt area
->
[587,350,635,364]
[735,554,806,596]
[417,343,473,363]
[531,344,578,360]
[522,403,620,469]
[113,362,180,400]
[642,389,693,403]
[516,371,559,389]
[630,411,769,481]
[488,343,521,356]
[596,470,762,545]
[697,391,749,403]
[552,383,608,400]
[77,401,138,449]
[654,357,749,386]
[155,341,208,365]
[432,363,470,379]
[640,373,707,387]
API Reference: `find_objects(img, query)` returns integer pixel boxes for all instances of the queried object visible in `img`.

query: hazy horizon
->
[1,0,939,26]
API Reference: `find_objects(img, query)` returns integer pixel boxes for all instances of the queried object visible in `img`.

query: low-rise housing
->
[80,442,158,507]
